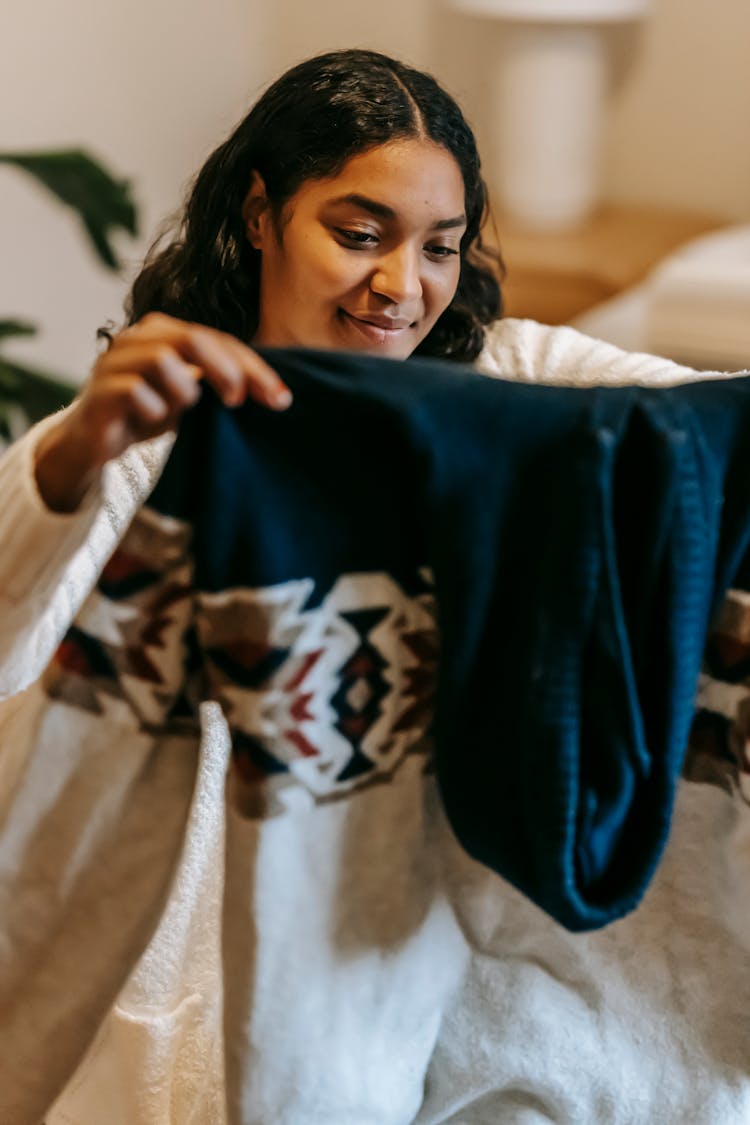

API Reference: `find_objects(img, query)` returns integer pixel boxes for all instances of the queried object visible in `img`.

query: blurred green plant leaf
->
[0,356,75,444]
[0,356,75,408]
[0,149,138,270]
[0,318,38,341]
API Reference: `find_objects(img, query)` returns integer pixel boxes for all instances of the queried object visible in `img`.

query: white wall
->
[263,0,431,72]
[1,0,271,384]
[263,0,750,226]
[603,0,750,219]
[429,0,750,223]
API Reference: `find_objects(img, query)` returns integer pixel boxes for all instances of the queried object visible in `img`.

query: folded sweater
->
[49,346,750,932]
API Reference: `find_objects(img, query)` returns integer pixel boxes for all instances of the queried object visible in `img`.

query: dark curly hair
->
[125,48,504,363]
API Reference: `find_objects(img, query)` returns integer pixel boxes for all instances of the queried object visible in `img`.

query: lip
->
[339,309,415,344]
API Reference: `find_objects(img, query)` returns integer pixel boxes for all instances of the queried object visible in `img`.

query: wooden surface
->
[486,204,724,325]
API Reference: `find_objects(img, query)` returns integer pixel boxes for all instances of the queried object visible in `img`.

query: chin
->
[358,330,425,360]
[367,342,417,361]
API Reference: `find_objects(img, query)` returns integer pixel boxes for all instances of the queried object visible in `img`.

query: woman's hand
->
[33,312,292,513]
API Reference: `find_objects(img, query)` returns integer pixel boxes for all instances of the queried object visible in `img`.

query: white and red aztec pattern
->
[43,507,439,817]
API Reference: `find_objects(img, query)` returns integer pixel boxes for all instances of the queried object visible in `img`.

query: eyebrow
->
[328,193,466,230]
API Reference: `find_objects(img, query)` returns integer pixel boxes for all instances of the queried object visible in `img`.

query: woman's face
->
[246,139,467,359]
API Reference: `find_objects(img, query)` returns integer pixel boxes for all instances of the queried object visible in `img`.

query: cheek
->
[317,250,370,299]
[427,265,461,318]
[294,234,363,299]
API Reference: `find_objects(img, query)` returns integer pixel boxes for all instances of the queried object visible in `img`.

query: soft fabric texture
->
[1,319,750,1125]
[103,347,750,933]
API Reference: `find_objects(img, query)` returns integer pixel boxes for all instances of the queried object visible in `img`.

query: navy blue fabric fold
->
[147,348,750,930]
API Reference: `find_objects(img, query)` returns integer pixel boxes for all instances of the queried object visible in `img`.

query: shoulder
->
[474,317,707,388]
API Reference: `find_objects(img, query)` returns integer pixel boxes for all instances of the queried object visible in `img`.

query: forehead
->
[298,139,466,220]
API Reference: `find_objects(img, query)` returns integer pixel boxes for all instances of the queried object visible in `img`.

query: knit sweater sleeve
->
[0,411,173,699]
[477,317,749,387]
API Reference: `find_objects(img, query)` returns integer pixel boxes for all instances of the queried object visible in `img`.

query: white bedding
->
[575,223,750,371]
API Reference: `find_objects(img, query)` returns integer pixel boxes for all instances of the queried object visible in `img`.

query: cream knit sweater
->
[2,320,749,1125]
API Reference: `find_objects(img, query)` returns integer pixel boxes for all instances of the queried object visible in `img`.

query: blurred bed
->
[574,223,750,372]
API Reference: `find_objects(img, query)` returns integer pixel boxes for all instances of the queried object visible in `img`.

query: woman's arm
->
[0,412,172,699]
[0,312,291,699]
[33,311,291,514]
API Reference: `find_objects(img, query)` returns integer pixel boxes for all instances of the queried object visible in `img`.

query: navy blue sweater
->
[142,348,750,931]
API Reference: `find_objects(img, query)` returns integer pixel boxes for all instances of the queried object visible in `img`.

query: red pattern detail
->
[284,650,323,691]
[339,714,370,741]
[345,651,378,679]
[284,728,319,757]
[290,692,315,723]
[101,549,149,583]
[55,638,92,678]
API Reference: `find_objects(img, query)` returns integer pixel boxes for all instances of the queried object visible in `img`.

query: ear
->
[241,170,270,249]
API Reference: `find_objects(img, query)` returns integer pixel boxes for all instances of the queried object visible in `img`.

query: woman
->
[2,47,507,1124]
[33,48,502,516]
[1,47,744,1125]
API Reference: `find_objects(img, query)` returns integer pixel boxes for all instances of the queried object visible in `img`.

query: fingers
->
[69,313,293,474]
[221,333,292,411]
[97,343,202,416]
[79,374,179,457]
[131,312,292,410]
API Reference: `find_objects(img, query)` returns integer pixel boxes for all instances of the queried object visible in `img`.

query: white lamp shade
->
[448,0,651,227]
[449,0,649,21]
[491,25,608,227]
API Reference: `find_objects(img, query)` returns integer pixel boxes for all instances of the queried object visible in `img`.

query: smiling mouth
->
[339,309,415,343]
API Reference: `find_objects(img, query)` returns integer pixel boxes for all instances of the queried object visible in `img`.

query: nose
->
[370,245,423,305]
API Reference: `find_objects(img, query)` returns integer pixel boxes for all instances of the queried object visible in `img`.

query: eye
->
[425,244,460,261]
[335,228,379,248]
